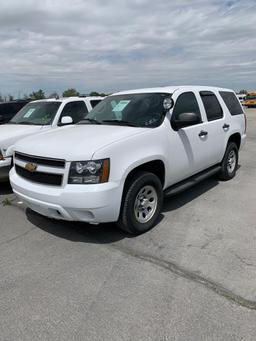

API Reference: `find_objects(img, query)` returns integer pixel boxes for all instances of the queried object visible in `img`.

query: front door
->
[165,90,211,186]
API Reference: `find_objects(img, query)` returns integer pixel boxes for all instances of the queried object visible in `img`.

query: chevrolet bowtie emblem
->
[25,163,38,173]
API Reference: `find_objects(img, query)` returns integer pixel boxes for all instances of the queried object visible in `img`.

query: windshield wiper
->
[78,118,102,125]
[102,119,139,127]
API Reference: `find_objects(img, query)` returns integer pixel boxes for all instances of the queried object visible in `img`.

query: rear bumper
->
[240,134,246,150]
[10,168,123,223]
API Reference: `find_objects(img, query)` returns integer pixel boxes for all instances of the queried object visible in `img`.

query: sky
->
[0,0,256,97]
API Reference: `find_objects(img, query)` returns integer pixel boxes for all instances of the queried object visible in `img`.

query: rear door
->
[198,91,227,166]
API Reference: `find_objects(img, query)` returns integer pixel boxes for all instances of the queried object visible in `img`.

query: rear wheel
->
[218,142,238,181]
[117,171,163,235]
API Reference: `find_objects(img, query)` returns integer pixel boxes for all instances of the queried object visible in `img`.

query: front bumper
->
[10,168,123,223]
[0,158,12,181]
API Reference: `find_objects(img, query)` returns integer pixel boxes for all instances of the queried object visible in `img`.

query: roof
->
[0,99,30,105]
[31,96,105,103]
[113,85,234,96]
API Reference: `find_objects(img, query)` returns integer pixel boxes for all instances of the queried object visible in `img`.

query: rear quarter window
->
[219,91,243,116]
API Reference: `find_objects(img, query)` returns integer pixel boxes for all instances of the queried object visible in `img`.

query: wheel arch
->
[119,159,166,216]
[123,159,166,189]
[227,132,241,150]
[118,160,165,232]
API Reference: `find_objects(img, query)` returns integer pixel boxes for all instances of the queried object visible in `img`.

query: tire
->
[218,142,238,181]
[117,171,163,235]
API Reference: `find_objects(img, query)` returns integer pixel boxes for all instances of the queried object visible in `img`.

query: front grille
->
[15,165,63,186]
[15,152,65,168]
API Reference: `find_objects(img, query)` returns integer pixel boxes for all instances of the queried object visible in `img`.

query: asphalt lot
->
[1,108,256,341]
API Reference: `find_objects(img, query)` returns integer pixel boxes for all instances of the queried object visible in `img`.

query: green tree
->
[29,89,45,100]
[62,88,79,97]
[89,91,100,96]
[89,91,108,97]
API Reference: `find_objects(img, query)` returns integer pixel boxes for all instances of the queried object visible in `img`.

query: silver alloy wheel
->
[227,150,237,174]
[134,185,158,223]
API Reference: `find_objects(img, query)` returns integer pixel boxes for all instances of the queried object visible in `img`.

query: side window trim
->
[58,102,72,124]
[171,91,203,127]
[199,91,223,122]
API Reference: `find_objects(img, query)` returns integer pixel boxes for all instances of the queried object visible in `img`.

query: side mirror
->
[60,116,73,126]
[172,112,201,130]
[0,115,4,124]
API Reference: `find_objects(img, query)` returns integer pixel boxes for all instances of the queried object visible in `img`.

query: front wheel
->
[117,171,163,235]
[218,142,238,181]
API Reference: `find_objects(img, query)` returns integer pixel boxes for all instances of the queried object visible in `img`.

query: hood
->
[14,124,146,161]
[0,124,45,157]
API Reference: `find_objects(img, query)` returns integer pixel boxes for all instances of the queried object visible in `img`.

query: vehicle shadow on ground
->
[26,208,131,244]
[162,177,219,212]
[0,182,13,195]
[25,174,227,244]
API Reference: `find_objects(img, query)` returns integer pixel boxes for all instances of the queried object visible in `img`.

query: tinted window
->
[15,102,29,112]
[0,102,28,115]
[0,102,29,123]
[3,103,16,115]
[172,92,201,122]
[200,91,223,121]
[219,91,243,116]
[90,100,102,108]
[60,101,88,124]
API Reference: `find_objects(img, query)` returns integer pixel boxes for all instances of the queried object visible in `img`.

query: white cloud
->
[0,0,255,96]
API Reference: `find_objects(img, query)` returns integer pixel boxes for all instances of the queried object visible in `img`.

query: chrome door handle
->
[223,123,230,130]
[198,130,208,137]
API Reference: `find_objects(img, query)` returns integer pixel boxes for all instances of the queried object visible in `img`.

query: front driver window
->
[60,101,88,124]
[172,92,201,124]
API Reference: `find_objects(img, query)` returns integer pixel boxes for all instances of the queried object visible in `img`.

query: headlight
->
[68,159,110,184]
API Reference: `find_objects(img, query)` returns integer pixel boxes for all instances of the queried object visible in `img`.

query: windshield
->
[81,93,171,128]
[9,101,61,125]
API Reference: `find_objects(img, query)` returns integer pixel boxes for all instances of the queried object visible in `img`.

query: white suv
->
[10,86,246,234]
[0,96,103,181]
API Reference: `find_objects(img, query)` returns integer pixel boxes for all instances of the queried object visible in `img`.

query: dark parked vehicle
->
[0,100,31,124]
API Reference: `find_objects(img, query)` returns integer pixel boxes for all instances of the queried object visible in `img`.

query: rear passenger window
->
[90,100,102,108]
[200,91,223,121]
[219,91,243,116]
[172,92,201,122]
